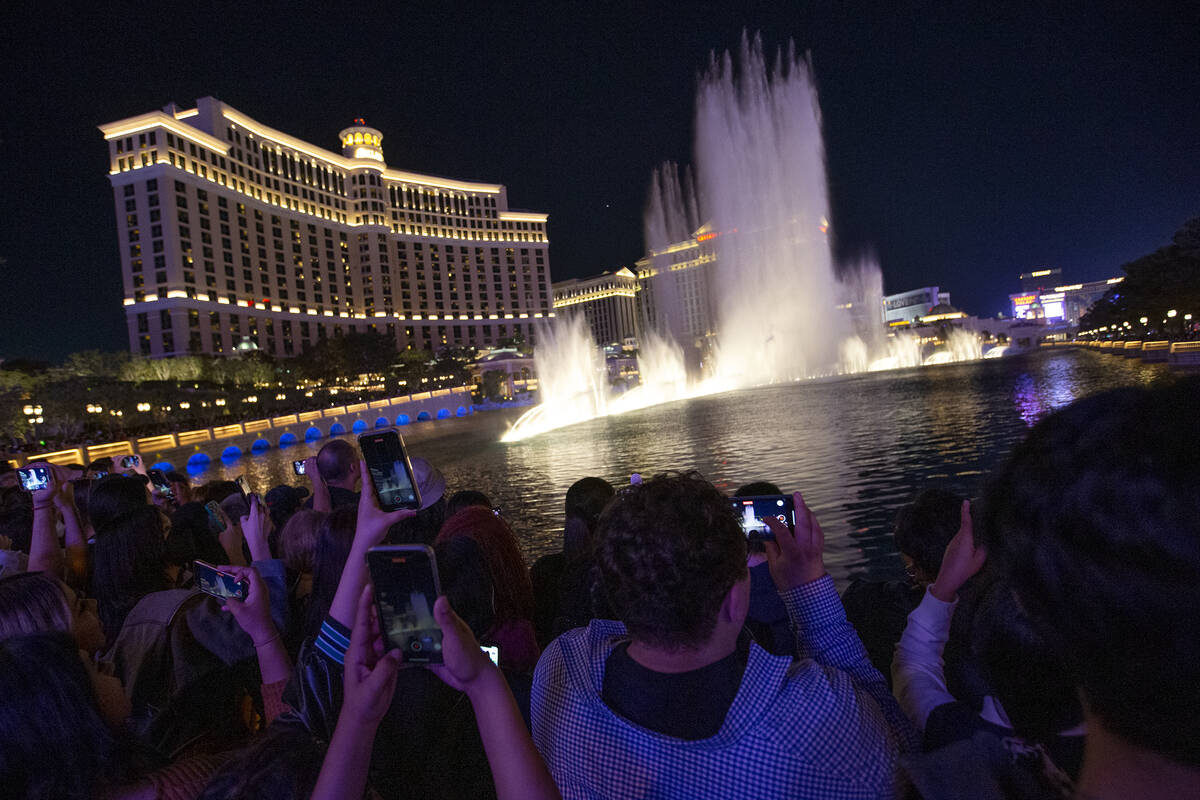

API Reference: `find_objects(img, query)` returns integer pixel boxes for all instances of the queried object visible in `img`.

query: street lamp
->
[137,402,151,412]
[1167,309,1178,318]
[179,401,191,410]
[1139,317,1148,325]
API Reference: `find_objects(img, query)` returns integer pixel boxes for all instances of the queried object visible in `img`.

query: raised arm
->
[431,595,560,800]
[326,460,413,629]
[311,585,402,800]
[56,479,88,587]
[27,462,65,578]
[894,500,986,730]
[306,456,332,513]
[764,492,918,750]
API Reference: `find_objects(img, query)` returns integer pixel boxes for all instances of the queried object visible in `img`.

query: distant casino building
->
[552,268,639,346]
[633,224,719,346]
[1009,271,1123,325]
[884,287,950,326]
[100,98,553,358]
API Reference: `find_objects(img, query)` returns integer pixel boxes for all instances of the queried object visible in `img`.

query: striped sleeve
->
[314,616,351,665]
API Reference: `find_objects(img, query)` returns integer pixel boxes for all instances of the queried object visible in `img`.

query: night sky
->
[2,2,1198,361]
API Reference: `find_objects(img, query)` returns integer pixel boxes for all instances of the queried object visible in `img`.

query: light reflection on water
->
[150,350,1175,586]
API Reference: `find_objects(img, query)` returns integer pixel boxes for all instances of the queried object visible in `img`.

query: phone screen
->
[732,495,795,541]
[18,467,50,492]
[292,460,306,475]
[480,644,500,666]
[194,560,248,600]
[204,501,227,534]
[148,469,174,498]
[121,455,140,468]
[367,545,443,663]
[358,431,420,511]
[234,475,251,501]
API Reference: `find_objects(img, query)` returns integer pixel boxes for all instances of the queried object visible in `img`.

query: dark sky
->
[2,1,1198,361]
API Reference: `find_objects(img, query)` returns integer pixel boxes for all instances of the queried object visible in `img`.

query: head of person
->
[435,535,497,638]
[563,477,615,559]
[316,439,359,491]
[0,572,106,654]
[0,632,122,799]
[70,478,96,538]
[195,725,325,800]
[387,457,447,545]
[436,506,533,625]
[219,493,249,525]
[264,484,310,534]
[979,378,1200,766]
[0,461,16,490]
[893,488,964,585]
[165,502,229,579]
[197,479,239,505]
[0,486,33,553]
[165,470,191,505]
[89,474,169,640]
[969,578,1082,743]
[304,506,358,637]
[595,471,749,651]
[446,489,493,519]
[87,457,114,478]
[278,509,325,576]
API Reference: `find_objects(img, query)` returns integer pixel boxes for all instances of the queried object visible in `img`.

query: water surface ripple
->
[156,350,1176,586]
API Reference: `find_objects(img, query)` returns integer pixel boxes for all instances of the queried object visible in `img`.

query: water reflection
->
[149,350,1173,587]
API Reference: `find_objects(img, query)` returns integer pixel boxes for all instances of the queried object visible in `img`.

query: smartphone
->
[292,459,306,476]
[234,475,251,502]
[480,644,500,666]
[147,468,174,499]
[732,495,796,541]
[358,430,421,512]
[204,500,227,534]
[120,455,140,468]
[17,467,50,492]
[194,560,248,601]
[366,544,443,663]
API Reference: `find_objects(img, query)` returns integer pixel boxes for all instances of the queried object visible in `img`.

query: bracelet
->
[253,631,283,649]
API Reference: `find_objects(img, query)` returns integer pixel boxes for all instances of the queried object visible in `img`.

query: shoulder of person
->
[534,619,626,686]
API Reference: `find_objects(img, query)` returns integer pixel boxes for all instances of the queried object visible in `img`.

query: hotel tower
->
[100,97,553,358]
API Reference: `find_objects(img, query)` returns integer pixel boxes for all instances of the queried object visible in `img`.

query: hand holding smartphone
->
[358,430,421,512]
[17,466,51,493]
[367,544,443,663]
[292,459,307,476]
[732,495,796,541]
[147,468,174,499]
[194,560,249,601]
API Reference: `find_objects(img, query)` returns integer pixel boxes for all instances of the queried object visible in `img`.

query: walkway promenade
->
[8,385,474,468]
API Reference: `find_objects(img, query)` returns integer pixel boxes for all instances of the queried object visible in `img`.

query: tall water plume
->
[697,34,850,384]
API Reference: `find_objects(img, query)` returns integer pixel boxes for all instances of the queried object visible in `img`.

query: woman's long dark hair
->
[303,506,358,638]
[0,632,120,799]
[89,475,169,640]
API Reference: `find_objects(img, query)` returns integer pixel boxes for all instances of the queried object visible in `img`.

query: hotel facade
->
[101,98,553,359]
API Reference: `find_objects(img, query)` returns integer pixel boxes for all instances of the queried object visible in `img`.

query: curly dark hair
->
[893,488,964,581]
[978,377,1200,765]
[594,471,746,649]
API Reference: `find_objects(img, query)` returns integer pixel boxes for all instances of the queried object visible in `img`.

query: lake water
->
[154,348,1176,585]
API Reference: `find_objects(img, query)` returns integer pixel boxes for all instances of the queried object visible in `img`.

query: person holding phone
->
[531,471,916,799]
[310,585,559,800]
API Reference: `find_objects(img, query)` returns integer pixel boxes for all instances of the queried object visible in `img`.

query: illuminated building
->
[100,98,552,358]
[633,224,719,347]
[552,268,639,346]
[884,287,951,326]
[1010,274,1123,325]
[1018,267,1063,293]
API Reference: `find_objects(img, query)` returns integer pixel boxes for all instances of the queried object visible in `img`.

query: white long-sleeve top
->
[892,587,961,731]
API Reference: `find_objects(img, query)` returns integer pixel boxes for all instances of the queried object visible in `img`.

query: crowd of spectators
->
[0,377,1197,799]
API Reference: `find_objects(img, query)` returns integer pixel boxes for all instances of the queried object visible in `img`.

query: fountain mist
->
[502,34,987,442]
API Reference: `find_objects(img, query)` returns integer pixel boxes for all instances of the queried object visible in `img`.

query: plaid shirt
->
[532,576,917,799]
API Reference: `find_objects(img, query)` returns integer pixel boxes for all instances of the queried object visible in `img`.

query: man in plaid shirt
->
[532,472,916,798]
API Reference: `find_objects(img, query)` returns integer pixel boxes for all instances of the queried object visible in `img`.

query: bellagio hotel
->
[100,97,553,358]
